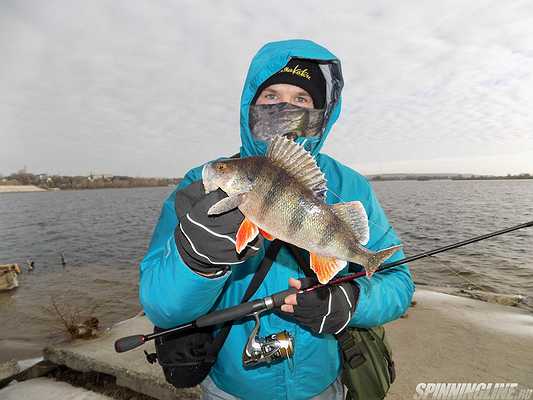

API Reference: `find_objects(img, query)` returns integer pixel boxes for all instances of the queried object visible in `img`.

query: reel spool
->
[242,312,294,367]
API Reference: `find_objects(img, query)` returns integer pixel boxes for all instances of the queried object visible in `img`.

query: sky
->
[1,0,533,177]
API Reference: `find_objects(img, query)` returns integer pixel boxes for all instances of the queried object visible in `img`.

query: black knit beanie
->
[252,59,326,109]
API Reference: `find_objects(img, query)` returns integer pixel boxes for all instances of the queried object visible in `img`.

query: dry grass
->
[42,295,101,340]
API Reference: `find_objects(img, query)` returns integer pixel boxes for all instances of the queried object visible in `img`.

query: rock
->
[0,264,21,291]
[459,289,525,307]
[68,318,100,339]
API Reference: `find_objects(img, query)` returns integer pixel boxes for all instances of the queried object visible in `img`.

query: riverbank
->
[0,185,47,193]
[386,289,532,399]
[1,288,531,399]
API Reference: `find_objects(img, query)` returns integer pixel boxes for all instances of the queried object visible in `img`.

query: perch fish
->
[202,135,401,283]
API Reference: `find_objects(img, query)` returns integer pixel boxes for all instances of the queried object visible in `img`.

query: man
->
[139,39,414,400]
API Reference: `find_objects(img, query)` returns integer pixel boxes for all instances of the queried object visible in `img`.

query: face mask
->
[249,103,325,143]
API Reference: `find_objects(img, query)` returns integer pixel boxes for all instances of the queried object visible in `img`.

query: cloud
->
[1,0,532,176]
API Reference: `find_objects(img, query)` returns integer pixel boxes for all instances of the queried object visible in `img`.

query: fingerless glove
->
[174,181,263,276]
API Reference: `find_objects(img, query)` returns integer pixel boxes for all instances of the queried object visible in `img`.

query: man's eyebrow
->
[295,91,312,97]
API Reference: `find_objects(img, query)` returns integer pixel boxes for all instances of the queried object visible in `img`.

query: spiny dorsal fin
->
[267,136,327,201]
[331,201,369,245]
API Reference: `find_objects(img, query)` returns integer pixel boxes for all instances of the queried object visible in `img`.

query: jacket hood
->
[239,39,344,157]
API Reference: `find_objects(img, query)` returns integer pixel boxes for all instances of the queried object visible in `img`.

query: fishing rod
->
[115,220,533,357]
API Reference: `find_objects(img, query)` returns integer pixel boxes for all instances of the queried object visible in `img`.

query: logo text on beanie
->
[280,65,311,80]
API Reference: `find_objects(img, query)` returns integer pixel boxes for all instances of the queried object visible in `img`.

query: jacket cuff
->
[174,225,229,278]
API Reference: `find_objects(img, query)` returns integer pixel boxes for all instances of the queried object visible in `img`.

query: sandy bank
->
[386,289,533,399]
[0,185,47,193]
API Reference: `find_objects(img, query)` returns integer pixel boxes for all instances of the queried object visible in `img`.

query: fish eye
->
[215,163,226,172]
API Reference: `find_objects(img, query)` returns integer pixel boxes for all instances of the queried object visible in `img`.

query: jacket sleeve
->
[349,179,415,328]
[139,168,231,329]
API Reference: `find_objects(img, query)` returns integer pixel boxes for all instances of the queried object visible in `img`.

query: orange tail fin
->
[235,218,259,254]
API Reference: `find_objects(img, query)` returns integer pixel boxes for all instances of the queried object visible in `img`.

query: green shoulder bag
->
[337,325,396,400]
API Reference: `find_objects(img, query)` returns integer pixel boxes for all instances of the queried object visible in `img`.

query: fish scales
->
[240,159,352,259]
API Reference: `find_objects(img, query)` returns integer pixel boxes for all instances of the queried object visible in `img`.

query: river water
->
[1,181,532,360]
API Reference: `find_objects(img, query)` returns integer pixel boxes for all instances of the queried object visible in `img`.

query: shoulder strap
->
[285,242,314,278]
[208,240,283,354]
[243,240,282,300]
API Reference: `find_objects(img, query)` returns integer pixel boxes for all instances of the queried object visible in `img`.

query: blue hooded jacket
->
[139,39,415,400]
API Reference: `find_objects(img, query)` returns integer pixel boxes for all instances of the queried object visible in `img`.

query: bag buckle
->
[144,350,158,364]
[343,346,366,368]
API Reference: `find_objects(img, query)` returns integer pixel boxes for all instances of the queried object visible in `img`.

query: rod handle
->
[114,334,146,353]
[196,299,266,327]
[270,287,298,308]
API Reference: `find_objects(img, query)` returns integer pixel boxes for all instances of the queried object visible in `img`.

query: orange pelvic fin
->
[235,218,259,254]
[258,228,275,241]
[310,253,348,284]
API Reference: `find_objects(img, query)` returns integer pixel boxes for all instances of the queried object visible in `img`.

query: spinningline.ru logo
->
[413,383,532,400]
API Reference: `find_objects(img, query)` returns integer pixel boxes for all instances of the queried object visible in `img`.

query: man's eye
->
[265,94,277,100]
[295,96,309,103]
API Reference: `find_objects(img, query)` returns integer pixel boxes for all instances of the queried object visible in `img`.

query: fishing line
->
[418,257,488,292]
[327,185,505,292]
[326,187,401,243]
[325,188,345,202]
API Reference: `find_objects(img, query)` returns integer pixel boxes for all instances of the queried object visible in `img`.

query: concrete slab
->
[0,377,111,400]
[44,315,201,400]
[0,361,19,381]
[0,358,57,390]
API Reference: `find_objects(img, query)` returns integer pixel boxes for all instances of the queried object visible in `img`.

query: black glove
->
[281,277,359,335]
[174,180,263,276]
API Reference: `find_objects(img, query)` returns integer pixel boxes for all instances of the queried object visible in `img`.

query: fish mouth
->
[202,163,219,194]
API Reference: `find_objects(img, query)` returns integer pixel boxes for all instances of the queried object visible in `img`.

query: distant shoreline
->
[1,173,181,191]
[451,176,533,181]
[0,184,176,193]
[0,185,47,193]
[369,175,533,182]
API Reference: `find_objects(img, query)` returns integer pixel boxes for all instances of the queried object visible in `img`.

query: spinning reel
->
[242,311,294,367]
